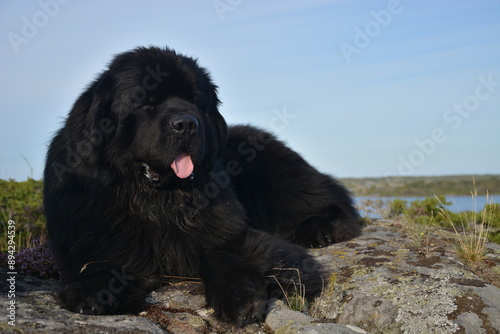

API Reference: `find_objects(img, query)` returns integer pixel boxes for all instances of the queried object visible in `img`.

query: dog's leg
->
[58,262,156,315]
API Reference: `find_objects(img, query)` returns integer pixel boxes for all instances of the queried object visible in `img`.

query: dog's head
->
[62,46,227,185]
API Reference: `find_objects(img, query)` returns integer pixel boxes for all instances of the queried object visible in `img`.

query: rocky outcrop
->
[310,220,500,333]
[2,219,500,333]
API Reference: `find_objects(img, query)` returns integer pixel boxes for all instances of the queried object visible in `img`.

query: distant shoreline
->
[340,174,500,197]
[2,175,499,198]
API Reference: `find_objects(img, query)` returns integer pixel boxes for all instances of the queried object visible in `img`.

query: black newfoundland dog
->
[44,46,361,326]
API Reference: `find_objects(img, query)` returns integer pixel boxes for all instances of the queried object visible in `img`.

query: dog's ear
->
[210,86,227,157]
[63,71,116,163]
[199,82,227,172]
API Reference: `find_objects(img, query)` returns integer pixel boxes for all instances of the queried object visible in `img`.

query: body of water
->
[355,195,498,215]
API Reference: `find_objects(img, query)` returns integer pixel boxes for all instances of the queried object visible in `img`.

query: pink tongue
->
[170,152,194,179]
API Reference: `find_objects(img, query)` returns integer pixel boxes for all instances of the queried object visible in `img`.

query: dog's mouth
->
[169,152,194,179]
[141,151,195,183]
[141,163,160,182]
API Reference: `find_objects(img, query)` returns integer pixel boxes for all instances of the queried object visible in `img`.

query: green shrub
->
[484,203,500,228]
[490,232,500,244]
[389,199,407,217]
[0,178,46,251]
[407,196,449,218]
[387,196,500,245]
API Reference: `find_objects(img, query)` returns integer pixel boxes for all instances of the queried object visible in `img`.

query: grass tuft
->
[436,184,493,264]
[269,268,307,312]
[402,208,438,256]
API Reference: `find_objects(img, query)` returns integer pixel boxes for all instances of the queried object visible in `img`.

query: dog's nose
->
[171,115,199,135]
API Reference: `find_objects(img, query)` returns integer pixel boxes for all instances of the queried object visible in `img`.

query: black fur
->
[44,46,361,326]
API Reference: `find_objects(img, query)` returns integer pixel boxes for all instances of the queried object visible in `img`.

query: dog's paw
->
[295,213,362,248]
[58,263,147,315]
[214,288,267,327]
[295,219,335,248]
[206,278,268,327]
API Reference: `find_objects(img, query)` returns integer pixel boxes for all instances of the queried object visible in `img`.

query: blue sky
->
[1,0,499,181]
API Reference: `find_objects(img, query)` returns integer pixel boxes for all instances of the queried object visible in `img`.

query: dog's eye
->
[142,105,155,112]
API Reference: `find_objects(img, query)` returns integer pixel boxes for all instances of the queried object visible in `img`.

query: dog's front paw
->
[58,263,147,315]
[207,280,268,327]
